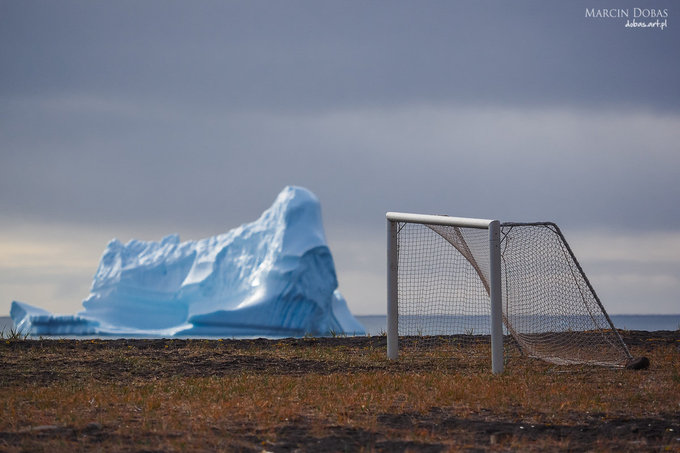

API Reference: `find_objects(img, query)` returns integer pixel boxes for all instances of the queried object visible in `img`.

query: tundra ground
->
[1,331,679,452]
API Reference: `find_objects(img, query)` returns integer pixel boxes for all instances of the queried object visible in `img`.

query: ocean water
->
[357,314,680,336]
[1,314,679,338]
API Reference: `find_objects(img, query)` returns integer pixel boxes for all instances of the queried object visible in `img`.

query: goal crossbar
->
[386,212,494,229]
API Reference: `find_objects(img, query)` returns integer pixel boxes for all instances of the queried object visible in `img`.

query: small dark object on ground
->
[626,356,650,370]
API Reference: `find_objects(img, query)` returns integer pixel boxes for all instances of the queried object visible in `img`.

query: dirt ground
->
[1,331,679,452]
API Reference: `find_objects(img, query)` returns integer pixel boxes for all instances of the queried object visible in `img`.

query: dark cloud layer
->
[1,0,678,233]
[2,1,678,112]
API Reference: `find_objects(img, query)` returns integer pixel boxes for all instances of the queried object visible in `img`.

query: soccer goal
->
[386,212,633,373]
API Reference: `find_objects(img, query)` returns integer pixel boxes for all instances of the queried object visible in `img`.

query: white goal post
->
[387,212,505,373]
[386,212,633,373]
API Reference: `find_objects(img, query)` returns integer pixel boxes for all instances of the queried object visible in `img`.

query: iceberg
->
[11,186,365,337]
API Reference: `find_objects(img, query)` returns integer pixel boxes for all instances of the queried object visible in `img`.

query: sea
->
[1,314,679,338]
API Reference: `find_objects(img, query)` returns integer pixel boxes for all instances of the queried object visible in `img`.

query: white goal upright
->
[386,212,633,373]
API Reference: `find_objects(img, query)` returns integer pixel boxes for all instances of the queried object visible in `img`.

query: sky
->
[1,0,679,317]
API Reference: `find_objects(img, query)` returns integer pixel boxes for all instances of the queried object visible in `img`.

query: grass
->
[1,334,679,451]
[0,326,29,341]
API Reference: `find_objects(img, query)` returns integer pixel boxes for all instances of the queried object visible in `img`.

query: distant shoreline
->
[2,314,679,338]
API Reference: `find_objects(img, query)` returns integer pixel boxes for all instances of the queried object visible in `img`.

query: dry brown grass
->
[1,333,679,452]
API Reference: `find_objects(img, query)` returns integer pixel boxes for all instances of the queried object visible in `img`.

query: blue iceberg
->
[11,186,365,337]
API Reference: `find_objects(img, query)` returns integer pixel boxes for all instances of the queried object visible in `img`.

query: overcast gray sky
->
[1,0,679,316]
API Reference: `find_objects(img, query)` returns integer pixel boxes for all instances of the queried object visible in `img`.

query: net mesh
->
[394,220,631,367]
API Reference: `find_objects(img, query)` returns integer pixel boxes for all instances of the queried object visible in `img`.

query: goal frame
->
[386,212,505,373]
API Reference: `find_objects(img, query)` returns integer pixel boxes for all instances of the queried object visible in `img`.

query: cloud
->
[1,0,678,316]
[2,100,678,232]
[2,220,678,316]
[570,231,680,264]
[0,223,107,314]
[567,230,680,314]
[1,1,678,113]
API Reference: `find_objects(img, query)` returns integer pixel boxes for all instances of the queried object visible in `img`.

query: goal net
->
[387,213,632,370]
